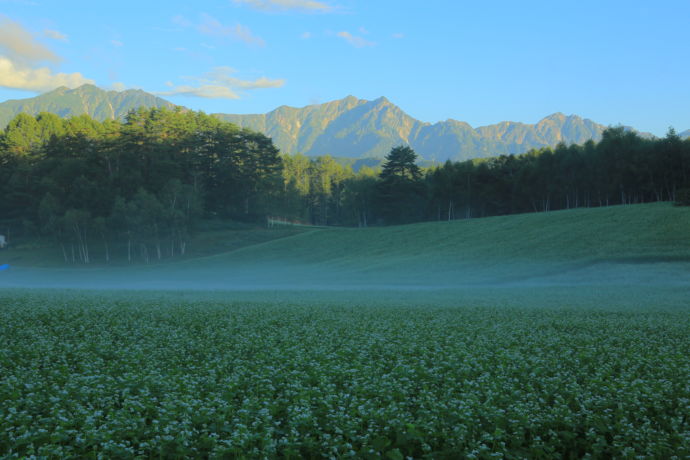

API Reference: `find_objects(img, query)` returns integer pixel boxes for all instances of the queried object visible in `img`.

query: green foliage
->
[3,107,690,262]
[0,108,283,263]
[0,289,688,458]
[279,153,356,225]
[341,165,378,227]
[425,128,690,220]
[376,146,426,224]
[3,113,41,155]
[380,145,422,182]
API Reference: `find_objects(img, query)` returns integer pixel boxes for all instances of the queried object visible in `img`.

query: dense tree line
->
[1,108,689,264]
[423,128,690,221]
[0,108,282,263]
[280,129,690,226]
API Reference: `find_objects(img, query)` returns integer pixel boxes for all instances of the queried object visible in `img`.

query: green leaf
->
[386,448,404,460]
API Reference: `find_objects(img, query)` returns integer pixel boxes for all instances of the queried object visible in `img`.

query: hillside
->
[178,202,690,287]
[1,203,689,290]
[0,84,176,127]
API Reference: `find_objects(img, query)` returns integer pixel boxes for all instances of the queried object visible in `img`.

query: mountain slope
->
[217,95,371,156]
[0,85,176,127]
[1,85,662,162]
[215,98,652,161]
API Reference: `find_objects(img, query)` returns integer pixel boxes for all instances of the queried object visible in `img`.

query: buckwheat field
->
[1,288,689,459]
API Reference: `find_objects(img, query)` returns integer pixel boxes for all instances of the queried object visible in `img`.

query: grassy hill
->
[1,203,689,289]
[175,202,690,286]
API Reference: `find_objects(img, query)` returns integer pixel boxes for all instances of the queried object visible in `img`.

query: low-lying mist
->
[1,256,688,293]
[2,203,688,294]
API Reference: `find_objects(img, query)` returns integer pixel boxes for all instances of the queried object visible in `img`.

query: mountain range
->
[1,84,683,162]
[0,85,175,129]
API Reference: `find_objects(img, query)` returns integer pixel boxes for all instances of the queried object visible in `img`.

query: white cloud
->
[337,31,374,48]
[174,13,265,47]
[110,39,123,47]
[0,16,93,91]
[0,56,94,91]
[0,15,59,65]
[208,66,284,89]
[159,84,240,99]
[158,66,284,99]
[232,0,334,13]
[392,32,404,39]
[300,31,312,39]
[44,29,68,42]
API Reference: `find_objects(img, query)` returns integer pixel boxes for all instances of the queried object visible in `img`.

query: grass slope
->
[223,202,690,264]
[1,203,689,289]
[169,202,690,287]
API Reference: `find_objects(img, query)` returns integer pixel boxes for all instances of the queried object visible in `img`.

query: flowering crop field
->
[1,288,689,458]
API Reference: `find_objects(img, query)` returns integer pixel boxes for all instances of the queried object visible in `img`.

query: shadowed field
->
[2,203,690,457]
[1,203,689,291]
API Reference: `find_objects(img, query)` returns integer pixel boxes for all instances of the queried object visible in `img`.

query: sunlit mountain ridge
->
[0,85,669,162]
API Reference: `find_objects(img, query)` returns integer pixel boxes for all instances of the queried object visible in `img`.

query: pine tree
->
[376,146,426,224]
[380,145,421,181]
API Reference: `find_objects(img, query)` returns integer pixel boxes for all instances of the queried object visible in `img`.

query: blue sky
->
[0,0,688,135]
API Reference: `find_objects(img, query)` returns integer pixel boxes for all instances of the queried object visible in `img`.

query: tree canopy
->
[380,146,422,182]
[0,108,283,263]
[1,109,689,265]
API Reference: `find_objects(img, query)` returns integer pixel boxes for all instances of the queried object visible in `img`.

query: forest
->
[1,107,689,263]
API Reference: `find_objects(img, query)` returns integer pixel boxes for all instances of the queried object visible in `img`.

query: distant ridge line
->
[0,84,674,162]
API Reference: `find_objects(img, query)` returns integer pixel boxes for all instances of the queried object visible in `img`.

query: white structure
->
[0,235,5,249]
